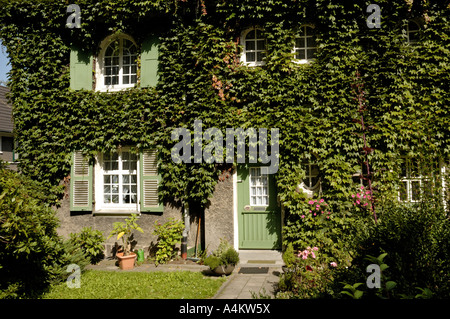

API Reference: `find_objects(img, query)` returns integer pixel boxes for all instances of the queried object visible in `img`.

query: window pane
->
[256,51,265,62]
[123,175,129,183]
[123,65,130,74]
[104,175,110,184]
[246,40,255,51]
[307,49,316,59]
[246,30,255,39]
[131,75,137,84]
[257,40,265,51]
[256,29,263,38]
[111,175,119,184]
[123,56,130,65]
[112,195,119,203]
[105,77,111,86]
[123,76,129,85]
[246,52,255,62]
[307,37,316,47]
[112,76,119,85]
[411,181,421,201]
[297,38,305,48]
[104,195,111,204]
[305,27,315,36]
[399,181,408,201]
[131,65,137,74]
[296,49,305,60]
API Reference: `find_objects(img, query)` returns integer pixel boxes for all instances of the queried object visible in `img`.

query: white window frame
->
[240,27,266,67]
[95,34,138,92]
[94,148,140,213]
[293,25,317,64]
[249,167,269,207]
[398,157,434,203]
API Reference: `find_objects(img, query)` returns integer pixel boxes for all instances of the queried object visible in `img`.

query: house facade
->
[0,1,448,259]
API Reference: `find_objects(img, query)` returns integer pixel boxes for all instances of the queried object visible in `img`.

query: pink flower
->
[356,193,361,198]
[312,247,318,251]
[309,210,312,213]
[356,200,360,205]
[366,191,371,195]
[321,211,324,214]
[301,215,305,219]
[363,203,368,206]
[330,262,337,267]
[308,200,314,205]
[361,186,364,190]
[351,194,355,198]
[311,252,316,259]
[319,199,324,203]
[327,211,331,214]
[316,207,319,210]
[316,204,320,208]
[314,200,317,203]
[314,213,317,216]
[326,216,330,219]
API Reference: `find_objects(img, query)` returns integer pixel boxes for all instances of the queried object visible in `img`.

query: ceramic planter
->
[213,265,235,276]
[117,252,136,270]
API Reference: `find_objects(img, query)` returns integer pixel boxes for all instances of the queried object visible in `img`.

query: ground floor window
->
[398,157,437,202]
[95,148,139,211]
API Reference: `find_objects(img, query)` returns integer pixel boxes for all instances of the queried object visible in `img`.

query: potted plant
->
[107,214,144,270]
[201,239,239,275]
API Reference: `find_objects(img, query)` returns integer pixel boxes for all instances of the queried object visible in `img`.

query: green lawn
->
[42,270,226,299]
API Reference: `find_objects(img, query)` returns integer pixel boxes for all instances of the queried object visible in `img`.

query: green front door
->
[237,165,281,249]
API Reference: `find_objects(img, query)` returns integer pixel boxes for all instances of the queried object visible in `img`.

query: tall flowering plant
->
[280,244,338,298]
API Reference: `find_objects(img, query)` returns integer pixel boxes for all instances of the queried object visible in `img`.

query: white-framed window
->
[96,34,138,92]
[293,25,317,64]
[241,27,266,67]
[250,167,269,206]
[405,20,420,44]
[302,162,320,189]
[398,157,435,202]
[95,148,139,211]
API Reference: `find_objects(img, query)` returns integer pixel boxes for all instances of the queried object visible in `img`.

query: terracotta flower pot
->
[117,252,136,270]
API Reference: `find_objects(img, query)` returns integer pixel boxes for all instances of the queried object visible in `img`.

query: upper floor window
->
[96,34,138,91]
[405,20,420,44]
[241,27,266,67]
[294,26,317,64]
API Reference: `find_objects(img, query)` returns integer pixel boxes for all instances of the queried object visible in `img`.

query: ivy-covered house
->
[0,0,448,259]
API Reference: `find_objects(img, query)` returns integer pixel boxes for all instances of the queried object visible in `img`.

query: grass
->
[42,270,226,299]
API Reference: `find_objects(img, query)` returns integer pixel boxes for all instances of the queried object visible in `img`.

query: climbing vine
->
[0,0,448,213]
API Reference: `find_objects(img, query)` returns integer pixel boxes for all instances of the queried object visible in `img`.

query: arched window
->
[294,26,317,63]
[241,27,266,66]
[96,34,138,91]
[405,20,420,44]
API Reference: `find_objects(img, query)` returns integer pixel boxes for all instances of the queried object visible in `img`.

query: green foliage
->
[152,217,184,265]
[69,227,106,264]
[0,168,75,298]
[202,239,240,269]
[277,246,338,298]
[107,214,144,256]
[334,201,450,299]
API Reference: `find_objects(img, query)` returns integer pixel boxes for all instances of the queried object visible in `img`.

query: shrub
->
[334,200,450,298]
[201,239,239,269]
[69,227,105,264]
[153,218,184,265]
[0,168,67,298]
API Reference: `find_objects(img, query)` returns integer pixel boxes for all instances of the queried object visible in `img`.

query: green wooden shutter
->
[70,151,93,211]
[140,37,159,87]
[70,46,93,90]
[140,150,163,212]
